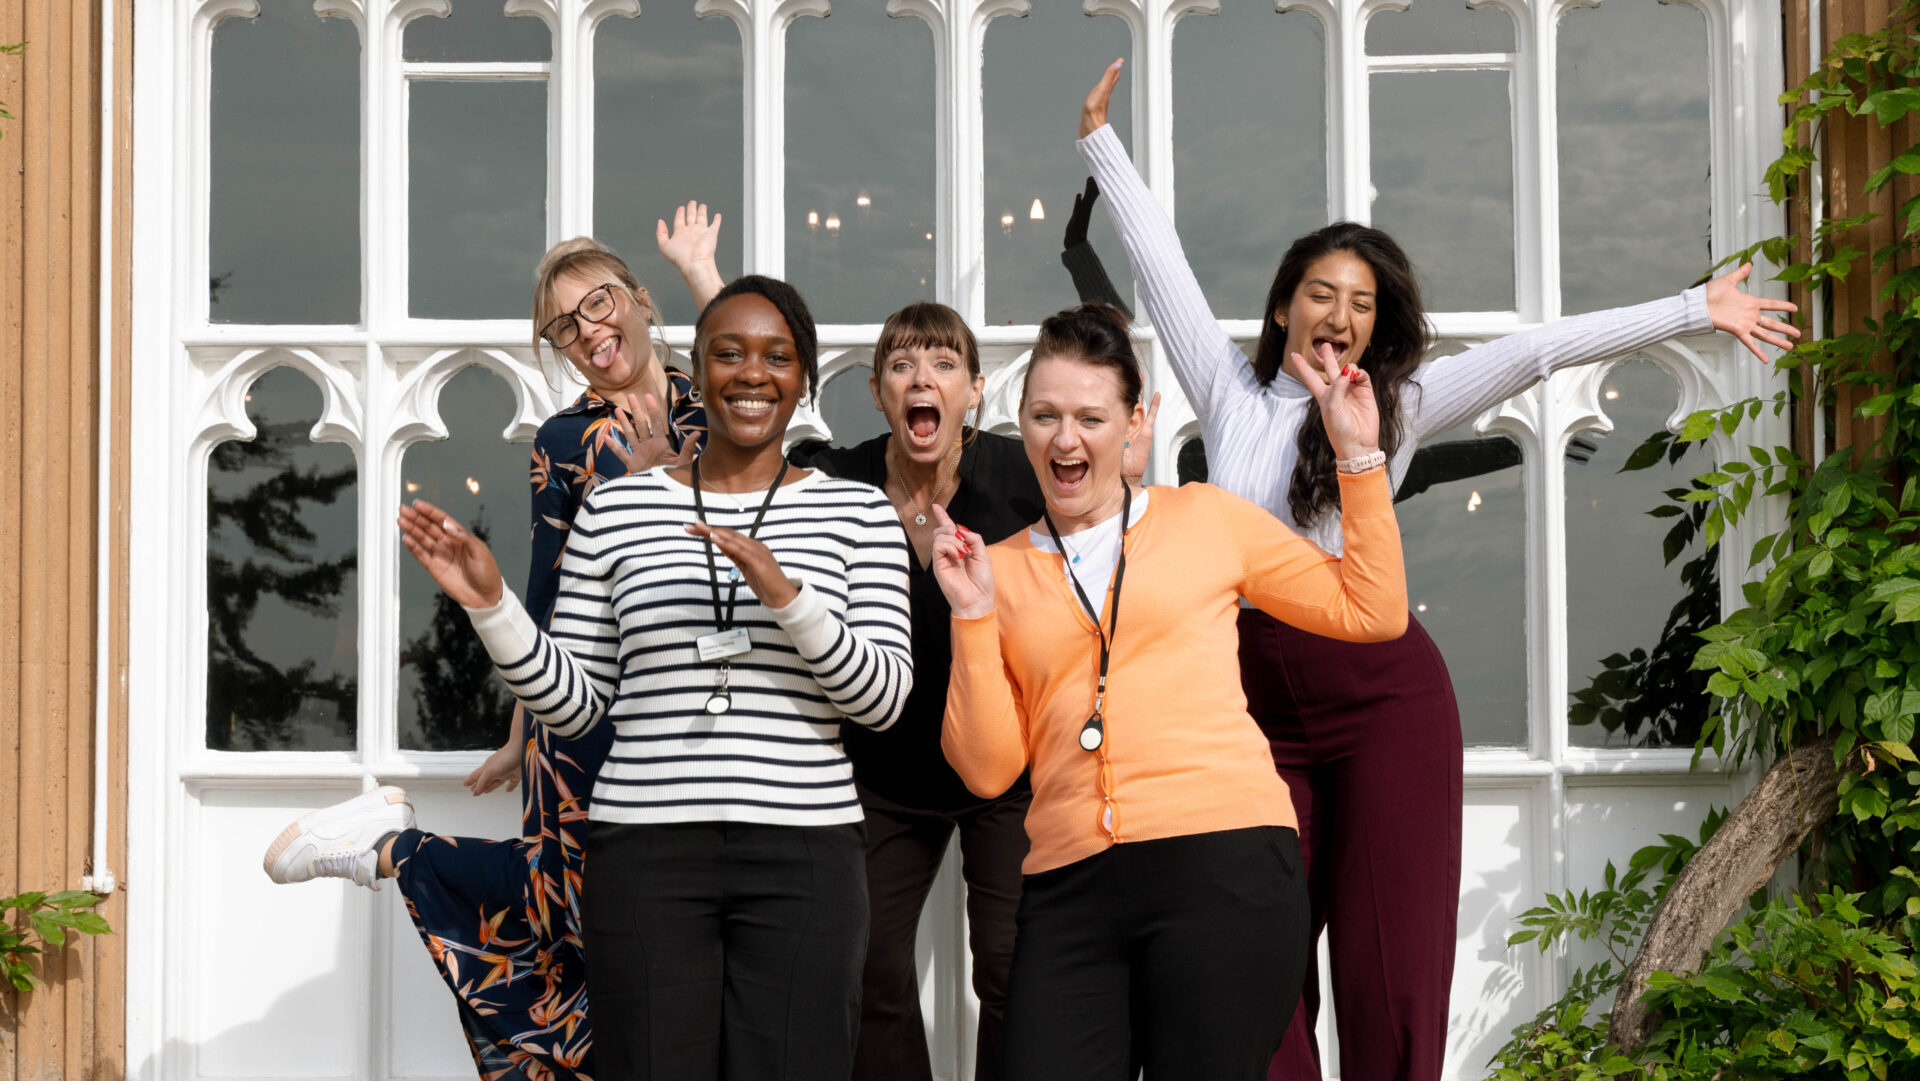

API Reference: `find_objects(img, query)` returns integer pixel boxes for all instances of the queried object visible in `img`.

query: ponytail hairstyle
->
[1022,303,1143,409]
[1250,222,1428,529]
[692,274,821,396]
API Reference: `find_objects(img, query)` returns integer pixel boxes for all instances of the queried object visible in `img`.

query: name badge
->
[696,627,751,663]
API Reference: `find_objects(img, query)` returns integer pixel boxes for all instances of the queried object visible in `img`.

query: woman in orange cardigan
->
[929,304,1407,1081]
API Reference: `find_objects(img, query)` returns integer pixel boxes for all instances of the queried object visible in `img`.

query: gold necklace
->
[887,442,960,527]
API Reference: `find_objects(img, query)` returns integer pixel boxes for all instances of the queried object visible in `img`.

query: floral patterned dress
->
[390,372,706,1081]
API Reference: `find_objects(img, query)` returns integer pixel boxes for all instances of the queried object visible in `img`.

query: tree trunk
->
[1607,737,1841,1050]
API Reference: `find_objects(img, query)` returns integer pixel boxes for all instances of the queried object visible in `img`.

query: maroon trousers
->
[1238,609,1464,1081]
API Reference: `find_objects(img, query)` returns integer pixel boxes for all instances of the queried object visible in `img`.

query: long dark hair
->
[1250,222,1427,528]
[1022,303,1142,408]
[693,275,821,395]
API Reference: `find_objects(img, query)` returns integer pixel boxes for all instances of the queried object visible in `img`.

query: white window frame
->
[128,2,1788,1078]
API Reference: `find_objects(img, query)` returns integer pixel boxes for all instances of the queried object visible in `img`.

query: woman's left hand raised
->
[1295,343,1380,461]
[685,521,798,609]
[398,498,505,609]
[1706,262,1800,363]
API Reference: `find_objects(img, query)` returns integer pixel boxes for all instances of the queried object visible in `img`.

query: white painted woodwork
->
[128,2,1788,1079]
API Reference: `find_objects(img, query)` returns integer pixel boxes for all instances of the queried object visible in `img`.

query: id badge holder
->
[696,627,751,662]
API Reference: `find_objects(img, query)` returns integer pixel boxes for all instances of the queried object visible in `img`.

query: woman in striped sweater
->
[399,275,915,1081]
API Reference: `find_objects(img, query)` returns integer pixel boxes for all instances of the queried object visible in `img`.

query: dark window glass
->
[1366,0,1515,54]
[1370,70,1516,312]
[206,366,359,751]
[404,0,551,62]
[1398,422,1528,746]
[785,2,937,322]
[1557,0,1710,314]
[984,7,1134,325]
[210,1,360,324]
[1566,359,1712,749]
[595,5,745,325]
[818,365,889,447]
[398,366,530,751]
[1172,2,1327,319]
[1176,437,1209,486]
[409,80,548,319]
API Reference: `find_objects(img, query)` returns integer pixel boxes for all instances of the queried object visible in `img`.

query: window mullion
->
[1333,0,1368,223]
[1516,2,1553,324]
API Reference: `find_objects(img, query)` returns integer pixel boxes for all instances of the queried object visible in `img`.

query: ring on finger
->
[645,419,657,437]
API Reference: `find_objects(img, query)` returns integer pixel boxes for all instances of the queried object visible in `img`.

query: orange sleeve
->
[1224,473,1409,642]
[942,609,1032,798]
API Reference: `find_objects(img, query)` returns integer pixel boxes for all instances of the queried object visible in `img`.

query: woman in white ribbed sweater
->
[1074,61,1797,1081]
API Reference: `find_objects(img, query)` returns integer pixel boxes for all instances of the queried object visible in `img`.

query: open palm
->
[398,498,505,609]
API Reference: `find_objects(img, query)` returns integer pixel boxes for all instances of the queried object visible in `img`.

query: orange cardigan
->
[943,474,1408,874]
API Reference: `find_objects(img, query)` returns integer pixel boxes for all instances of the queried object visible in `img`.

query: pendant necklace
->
[887,442,960,527]
[691,456,790,716]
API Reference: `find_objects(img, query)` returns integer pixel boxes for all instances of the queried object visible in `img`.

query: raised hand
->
[656,200,722,273]
[1065,177,1101,249]
[1293,344,1380,462]
[928,504,995,619]
[1123,391,1160,486]
[684,521,798,609]
[608,392,698,475]
[1705,263,1801,363]
[398,498,505,609]
[1079,58,1123,139]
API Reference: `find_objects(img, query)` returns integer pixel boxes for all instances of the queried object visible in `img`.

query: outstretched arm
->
[1076,60,1250,424]
[399,497,618,738]
[1406,264,1799,442]
[1061,178,1134,316]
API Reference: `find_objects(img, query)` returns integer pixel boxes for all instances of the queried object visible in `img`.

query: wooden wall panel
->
[0,0,130,1077]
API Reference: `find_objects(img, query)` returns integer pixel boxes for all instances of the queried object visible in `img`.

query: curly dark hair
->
[1250,222,1428,528]
[1022,303,1142,409]
[693,275,821,395]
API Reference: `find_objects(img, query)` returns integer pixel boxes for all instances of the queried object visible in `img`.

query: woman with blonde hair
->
[261,206,723,1080]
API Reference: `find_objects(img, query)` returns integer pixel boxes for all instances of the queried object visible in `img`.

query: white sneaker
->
[262,786,415,890]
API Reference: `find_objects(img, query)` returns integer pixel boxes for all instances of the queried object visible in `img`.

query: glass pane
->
[785,2,937,323]
[595,5,745,325]
[1371,70,1515,312]
[409,80,548,319]
[817,365,890,447]
[398,366,529,751]
[1398,422,1527,746]
[206,367,358,751]
[1566,359,1712,749]
[1172,3,1326,319]
[210,1,359,324]
[984,7,1134,325]
[1557,0,1710,315]
[405,0,550,62]
[1366,0,1514,54]
[1176,436,1208,486]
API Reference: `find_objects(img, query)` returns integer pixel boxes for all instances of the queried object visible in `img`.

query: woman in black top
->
[785,301,1046,1081]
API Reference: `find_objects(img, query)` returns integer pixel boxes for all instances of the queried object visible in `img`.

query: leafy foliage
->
[0,42,22,140]
[2,890,111,993]
[1489,5,1920,1077]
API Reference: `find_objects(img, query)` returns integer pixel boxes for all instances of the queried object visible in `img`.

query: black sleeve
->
[1062,241,1133,318]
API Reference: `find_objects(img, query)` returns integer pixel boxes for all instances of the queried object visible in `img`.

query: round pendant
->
[1079,718,1104,752]
[705,693,731,715]
[914,513,927,526]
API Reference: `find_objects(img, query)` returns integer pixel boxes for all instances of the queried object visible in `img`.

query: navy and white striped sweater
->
[466,466,914,826]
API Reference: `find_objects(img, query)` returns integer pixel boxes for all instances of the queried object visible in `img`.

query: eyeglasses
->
[540,283,631,350]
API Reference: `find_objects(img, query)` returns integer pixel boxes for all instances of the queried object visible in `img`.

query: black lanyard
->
[691,456,789,632]
[1042,481,1131,752]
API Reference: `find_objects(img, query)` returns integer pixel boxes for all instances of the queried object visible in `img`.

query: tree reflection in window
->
[397,365,530,751]
[206,366,358,751]
[1566,358,1713,749]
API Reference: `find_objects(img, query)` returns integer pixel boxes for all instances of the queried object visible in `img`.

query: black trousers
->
[852,784,1030,1081]
[581,820,869,1081]
[1002,827,1309,1081]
